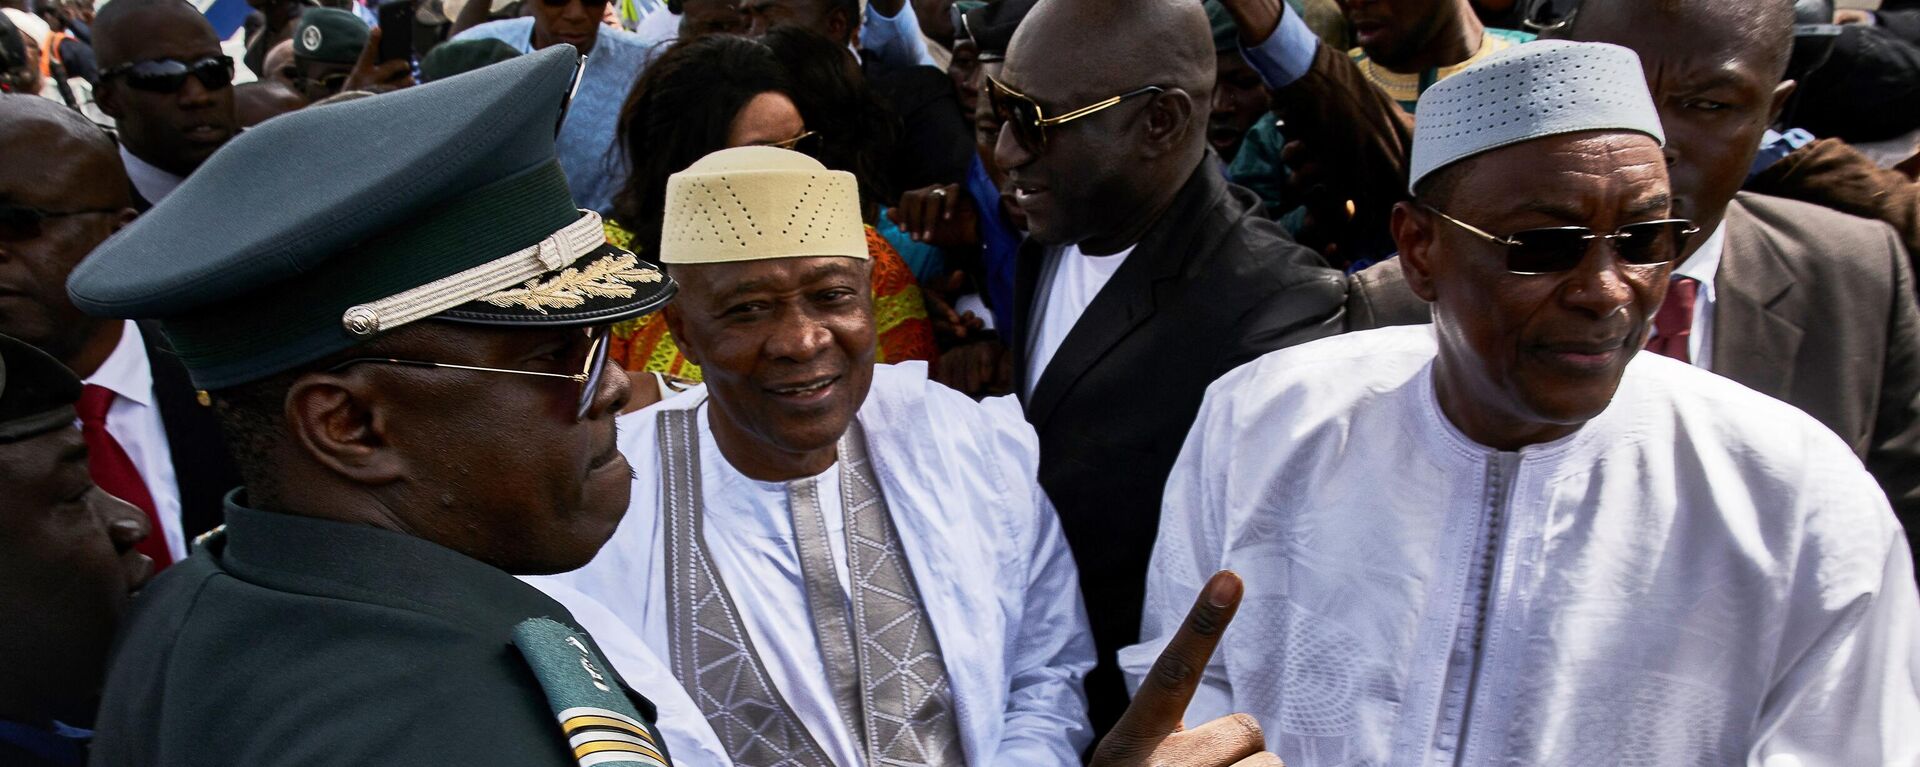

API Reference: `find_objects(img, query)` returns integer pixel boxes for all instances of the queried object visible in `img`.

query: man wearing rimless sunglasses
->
[91,0,238,209]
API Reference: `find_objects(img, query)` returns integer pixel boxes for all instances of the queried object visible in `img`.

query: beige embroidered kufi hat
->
[659,146,869,265]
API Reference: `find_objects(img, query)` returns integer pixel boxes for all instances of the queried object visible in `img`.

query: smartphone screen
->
[377,0,414,63]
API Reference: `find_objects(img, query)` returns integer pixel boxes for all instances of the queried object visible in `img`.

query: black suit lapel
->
[140,321,242,539]
[1021,163,1226,429]
[1711,198,1806,397]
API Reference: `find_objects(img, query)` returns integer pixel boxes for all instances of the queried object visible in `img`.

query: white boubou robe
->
[532,362,1095,766]
[1123,325,1920,766]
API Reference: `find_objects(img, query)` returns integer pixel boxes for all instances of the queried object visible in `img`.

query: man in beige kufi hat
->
[530,146,1289,767]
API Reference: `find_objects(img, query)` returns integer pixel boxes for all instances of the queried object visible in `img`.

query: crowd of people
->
[3,0,1920,763]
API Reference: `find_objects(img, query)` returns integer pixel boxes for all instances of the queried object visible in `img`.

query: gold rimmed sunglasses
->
[986,75,1165,151]
[325,326,612,421]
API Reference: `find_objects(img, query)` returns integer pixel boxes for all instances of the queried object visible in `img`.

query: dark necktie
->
[76,384,172,569]
[1646,276,1701,364]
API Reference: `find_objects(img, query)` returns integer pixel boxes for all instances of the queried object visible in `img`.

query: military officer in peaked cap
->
[74,45,681,766]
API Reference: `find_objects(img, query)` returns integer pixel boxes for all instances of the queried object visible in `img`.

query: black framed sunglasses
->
[102,55,235,94]
[1520,0,1581,32]
[325,326,612,421]
[291,71,353,97]
[986,75,1164,152]
[0,204,122,242]
[1421,204,1699,275]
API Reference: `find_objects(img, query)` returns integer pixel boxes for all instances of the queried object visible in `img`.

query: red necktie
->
[1646,276,1700,364]
[76,384,172,569]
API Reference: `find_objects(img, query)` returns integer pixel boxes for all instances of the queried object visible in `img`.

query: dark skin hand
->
[932,337,1011,398]
[0,95,139,377]
[1086,571,1284,767]
[1397,132,1675,450]
[259,321,633,575]
[340,27,416,94]
[920,269,986,342]
[0,426,154,727]
[887,183,980,247]
[1567,0,1796,261]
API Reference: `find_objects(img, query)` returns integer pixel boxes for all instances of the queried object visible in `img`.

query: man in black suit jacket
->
[0,96,241,565]
[996,0,1346,735]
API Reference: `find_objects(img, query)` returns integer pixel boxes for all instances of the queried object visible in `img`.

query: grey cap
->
[1408,40,1665,195]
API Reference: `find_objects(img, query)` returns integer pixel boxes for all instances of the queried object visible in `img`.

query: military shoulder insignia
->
[513,618,672,767]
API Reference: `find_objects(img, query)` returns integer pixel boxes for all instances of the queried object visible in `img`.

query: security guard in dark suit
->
[72,45,680,767]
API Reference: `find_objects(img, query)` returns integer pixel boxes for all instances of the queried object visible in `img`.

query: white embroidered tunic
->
[1122,325,1920,766]
[534,362,1095,766]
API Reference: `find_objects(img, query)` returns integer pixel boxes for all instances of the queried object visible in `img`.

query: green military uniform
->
[90,505,671,766]
[73,45,679,767]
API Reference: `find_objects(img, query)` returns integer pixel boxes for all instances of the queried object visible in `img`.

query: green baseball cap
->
[293,8,370,66]
[420,38,521,82]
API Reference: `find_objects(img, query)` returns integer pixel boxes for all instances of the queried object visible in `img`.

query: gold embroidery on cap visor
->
[481,253,665,314]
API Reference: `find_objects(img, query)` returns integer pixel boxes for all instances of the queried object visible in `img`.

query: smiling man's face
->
[664,256,876,478]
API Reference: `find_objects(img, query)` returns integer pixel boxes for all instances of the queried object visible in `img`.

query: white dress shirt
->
[119,146,185,206]
[1125,325,1920,765]
[535,362,1096,766]
[1024,243,1136,396]
[82,321,187,562]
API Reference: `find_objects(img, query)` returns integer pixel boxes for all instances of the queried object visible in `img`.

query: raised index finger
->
[1111,570,1244,740]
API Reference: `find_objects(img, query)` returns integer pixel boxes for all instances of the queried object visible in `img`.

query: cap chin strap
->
[340,210,606,336]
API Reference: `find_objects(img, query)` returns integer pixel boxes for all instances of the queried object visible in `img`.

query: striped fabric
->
[561,707,671,767]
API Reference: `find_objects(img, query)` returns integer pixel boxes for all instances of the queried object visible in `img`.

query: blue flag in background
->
[198,0,253,40]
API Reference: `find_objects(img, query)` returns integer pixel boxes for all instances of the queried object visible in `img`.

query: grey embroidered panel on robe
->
[657,409,966,767]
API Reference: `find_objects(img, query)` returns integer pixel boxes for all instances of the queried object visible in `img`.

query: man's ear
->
[662,304,702,367]
[1391,201,1440,303]
[828,6,854,45]
[1768,79,1798,125]
[284,371,407,486]
[111,207,138,232]
[95,79,123,120]
[1139,88,1196,159]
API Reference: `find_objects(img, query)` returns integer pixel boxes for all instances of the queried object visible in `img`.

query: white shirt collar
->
[1673,222,1724,300]
[84,320,155,408]
[119,145,185,204]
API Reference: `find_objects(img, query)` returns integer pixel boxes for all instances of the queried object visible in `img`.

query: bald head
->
[994,0,1218,250]
[92,0,216,69]
[1570,0,1795,81]
[0,94,129,204]
[1006,0,1214,108]
[0,94,136,371]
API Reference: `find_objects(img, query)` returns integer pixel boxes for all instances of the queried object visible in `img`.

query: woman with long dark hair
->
[603,32,935,386]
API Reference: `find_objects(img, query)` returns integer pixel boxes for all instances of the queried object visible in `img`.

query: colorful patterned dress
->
[605,220,937,380]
